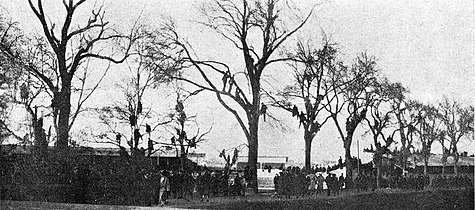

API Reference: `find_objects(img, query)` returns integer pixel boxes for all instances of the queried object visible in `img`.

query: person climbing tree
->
[146,124,153,155]
[222,72,229,88]
[137,100,143,114]
[175,100,184,113]
[20,83,29,102]
[134,128,141,148]
[129,115,137,126]
[292,105,299,117]
[227,75,235,93]
[260,103,267,122]
[299,112,306,128]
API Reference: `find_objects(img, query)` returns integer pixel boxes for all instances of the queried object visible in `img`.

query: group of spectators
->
[353,172,376,191]
[168,169,247,199]
[354,173,473,191]
[431,175,473,189]
[149,168,247,206]
[395,175,430,190]
[273,167,346,197]
[151,167,473,206]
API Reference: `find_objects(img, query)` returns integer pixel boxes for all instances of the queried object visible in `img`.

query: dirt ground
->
[1,188,473,210]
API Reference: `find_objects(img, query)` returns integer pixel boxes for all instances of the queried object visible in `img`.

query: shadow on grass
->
[177,188,474,210]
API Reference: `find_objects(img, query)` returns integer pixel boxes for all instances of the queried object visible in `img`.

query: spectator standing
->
[325,173,332,196]
[198,170,211,202]
[331,174,338,196]
[307,172,316,195]
[159,171,170,206]
[339,173,345,193]
[316,173,324,196]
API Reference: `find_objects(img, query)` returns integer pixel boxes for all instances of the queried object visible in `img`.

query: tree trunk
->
[396,113,407,173]
[245,73,261,194]
[423,156,428,175]
[247,116,259,194]
[344,137,353,184]
[442,159,446,176]
[376,165,381,189]
[453,154,459,175]
[304,129,313,170]
[56,83,71,149]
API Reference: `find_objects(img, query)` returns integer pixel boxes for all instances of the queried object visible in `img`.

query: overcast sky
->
[2,0,473,165]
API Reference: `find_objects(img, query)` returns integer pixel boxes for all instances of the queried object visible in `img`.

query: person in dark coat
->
[198,170,211,202]
[325,173,332,196]
[72,165,90,203]
[339,173,345,194]
[331,174,339,196]
[316,173,324,196]
[159,171,170,206]
[147,168,160,206]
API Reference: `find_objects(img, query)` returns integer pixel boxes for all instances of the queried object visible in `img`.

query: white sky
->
[2,0,474,165]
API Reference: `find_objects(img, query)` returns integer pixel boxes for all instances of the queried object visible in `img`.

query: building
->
[407,154,474,175]
[235,156,288,171]
[235,156,289,191]
[0,144,199,170]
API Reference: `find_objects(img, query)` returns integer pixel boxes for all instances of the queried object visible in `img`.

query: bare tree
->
[1,15,27,143]
[168,91,211,169]
[364,78,401,188]
[387,85,424,174]
[1,0,140,150]
[266,40,337,169]
[92,61,173,157]
[439,96,474,175]
[0,15,47,146]
[416,103,444,175]
[146,0,314,192]
[324,52,378,182]
[218,146,240,175]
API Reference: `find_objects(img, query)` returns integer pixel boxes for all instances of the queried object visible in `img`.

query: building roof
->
[1,144,182,158]
[238,156,289,163]
[408,154,474,167]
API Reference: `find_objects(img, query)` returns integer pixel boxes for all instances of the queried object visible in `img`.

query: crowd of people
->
[431,175,473,189]
[147,168,247,206]
[273,167,346,198]
[149,166,474,206]
[393,175,430,190]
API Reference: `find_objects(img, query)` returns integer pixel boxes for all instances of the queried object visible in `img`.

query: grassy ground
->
[1,188,473,210]
[170,188,474,210]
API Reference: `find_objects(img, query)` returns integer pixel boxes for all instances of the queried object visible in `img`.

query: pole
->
[357,137,360,176]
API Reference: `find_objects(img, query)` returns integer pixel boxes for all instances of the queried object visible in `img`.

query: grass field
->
[173,188,474,210]
[1,188,473,209]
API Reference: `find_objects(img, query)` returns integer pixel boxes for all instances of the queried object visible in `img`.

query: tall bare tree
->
[266,40,337,169]
[0,15,47,146]
[325,52,378,181]
[168,92,211,169]
[439,96,474,175]
[387,86,424,173]
[416,103,444,175]
[1,15,28,143]
[92,60,173,157]
[146,0,314,192]
[364,78,402,188]
[1,0,140,150]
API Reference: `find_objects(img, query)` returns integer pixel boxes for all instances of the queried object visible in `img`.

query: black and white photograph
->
[0,0,473,209]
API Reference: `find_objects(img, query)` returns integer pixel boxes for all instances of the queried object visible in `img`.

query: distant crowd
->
[149,166,473,206]
[146,168,247,206]
[431,175,473,189]
[274,168,346,197]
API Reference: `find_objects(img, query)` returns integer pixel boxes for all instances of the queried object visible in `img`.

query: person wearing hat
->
[159,171,170,206]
